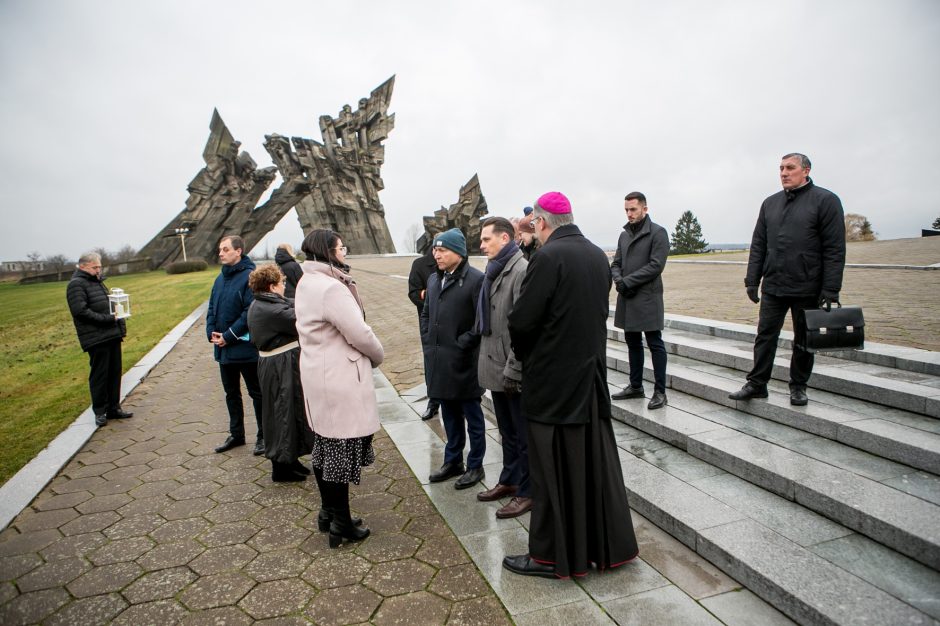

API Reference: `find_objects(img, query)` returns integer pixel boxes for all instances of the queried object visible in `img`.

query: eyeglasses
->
[533,215,544,225]
[336,246,348,254]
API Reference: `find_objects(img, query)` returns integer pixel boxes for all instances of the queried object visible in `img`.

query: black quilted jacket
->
[66,269,126,351]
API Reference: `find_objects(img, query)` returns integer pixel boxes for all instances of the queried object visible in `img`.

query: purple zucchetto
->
[534,192,572,215]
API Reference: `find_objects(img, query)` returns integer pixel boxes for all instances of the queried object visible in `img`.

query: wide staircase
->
[604,312,940,625]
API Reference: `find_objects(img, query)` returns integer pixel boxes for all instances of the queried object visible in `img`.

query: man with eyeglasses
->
[505,192,638,579]
[67,252,133,427]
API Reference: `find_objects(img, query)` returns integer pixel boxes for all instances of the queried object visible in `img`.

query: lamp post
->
[174,227,190,262]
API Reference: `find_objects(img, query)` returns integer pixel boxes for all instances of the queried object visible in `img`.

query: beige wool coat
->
[295,261,385,439]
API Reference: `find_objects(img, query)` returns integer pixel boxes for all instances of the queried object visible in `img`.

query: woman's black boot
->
[271,461,305,482]
[314,466,361,531]
[328,482,369,548]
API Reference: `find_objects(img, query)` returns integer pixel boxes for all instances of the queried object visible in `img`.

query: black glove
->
[615,281,627,295]
[819,292,840,311]
[746,286,760,304]
[503,377,522,395]
[623,287,638,299]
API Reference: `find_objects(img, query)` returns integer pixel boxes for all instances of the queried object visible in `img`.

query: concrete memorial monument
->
[416,174,488,254]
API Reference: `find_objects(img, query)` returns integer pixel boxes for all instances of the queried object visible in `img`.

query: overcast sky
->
[1,0,938,262]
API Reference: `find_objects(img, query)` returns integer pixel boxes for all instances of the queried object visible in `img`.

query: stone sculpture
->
[140,77,398,267]
[260,76,397,255]
[416,174,488,254]
[138,109,277,268]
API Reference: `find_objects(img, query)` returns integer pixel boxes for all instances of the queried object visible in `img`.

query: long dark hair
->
[301,229,349,272]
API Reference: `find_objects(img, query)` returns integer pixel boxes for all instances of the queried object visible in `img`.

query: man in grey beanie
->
[420,228,487,490]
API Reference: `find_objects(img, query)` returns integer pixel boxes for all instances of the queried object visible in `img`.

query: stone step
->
[612,424,937,625]
[603,363,940,571]
[607,323,940,418]
[607,341,940,476]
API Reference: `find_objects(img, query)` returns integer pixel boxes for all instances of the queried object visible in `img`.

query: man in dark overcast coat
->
[408,248,441,421]
[504,191,638,579]
[610,191,670,410]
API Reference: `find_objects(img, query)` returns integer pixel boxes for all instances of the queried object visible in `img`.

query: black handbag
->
[797,304,865,353]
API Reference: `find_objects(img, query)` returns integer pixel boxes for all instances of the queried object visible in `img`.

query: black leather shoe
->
[271,462,305,482]
[455,467,485,490]
[647,391,667,410]
[790,387,808,406]
[502,554,556,578]
[420,403,439,421]
[94,413,107,427]
[429,461,465,483]
[253,439,265,456]
[612,386,645,400]
[728,383,768,401]
[108,408,133,419]
[215,436,246,453]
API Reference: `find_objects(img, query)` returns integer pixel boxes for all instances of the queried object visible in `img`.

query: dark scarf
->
[476,241,519,335]
[628,215,648,234]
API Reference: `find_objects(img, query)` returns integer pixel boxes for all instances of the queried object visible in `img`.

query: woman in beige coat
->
[295,229,385,548]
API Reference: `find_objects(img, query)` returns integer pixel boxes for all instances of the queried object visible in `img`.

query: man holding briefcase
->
[729,153,846,407]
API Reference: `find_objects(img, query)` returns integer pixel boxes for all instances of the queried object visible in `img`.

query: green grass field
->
[0,269,217,485]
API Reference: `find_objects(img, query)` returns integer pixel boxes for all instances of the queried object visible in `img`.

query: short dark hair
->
[782,153,812,169]
[301,229,343,267]
[248,264,283,295]
[220,235,245,253]
[624,191,647,206]
[481,216,516,240]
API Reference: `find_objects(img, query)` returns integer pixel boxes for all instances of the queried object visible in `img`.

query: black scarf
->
[476,241,519,335]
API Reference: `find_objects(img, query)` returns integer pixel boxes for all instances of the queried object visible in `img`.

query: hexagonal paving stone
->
[203,500,261,524]
[405,514,452,540]
[239,578,316,619]
[387,477,424,498]
[88,536,155,565]
[304,584,381,625]
[395,495,438,517]
[355,532,421,563]
[350,492,401,514]
[216,468,265,488]
[89,477,144,497]
[66,462,117,479]
[102,465,150,481]
[363,558,435,596]
[0,587,71,626]
[356,473,393,494]
[176,465,226,485]
[67,561,143,597]
[16,556,90,592]
[51,476,105,495]
[415,535,471,568]
[163,497,216,521]
[15,508,80,533]
[168,481,221,501]
[44,592,128,626]
[248,525,311,551]
[198,521,260,548]
[251,503,308,528]
[362,510,410,534]
[178,606,254,625]
[189,544,258,576]
[378,461,414,480]
[138,465,185,483]
[136,539,205,571]
[372,590,451,625]
[60,510,120,536]
[428,563,491,602]
[252,484,309,507]
[301,552,372,589]
[179,571,256,610]
[73,449,126,466]
[243,548,312,581]
[0,553,42,580]
[149,517,210,543]
[122,566,197,604]
[129,479,180,499]
[212,482,263,503]
[117,495,172,517]
[40,531,107,561]
[0,528,61,555]
[111,598,189,625]
[76,494,133,514]
[33,491,93,512]
[103,513,166,540]
[147,452,192,470]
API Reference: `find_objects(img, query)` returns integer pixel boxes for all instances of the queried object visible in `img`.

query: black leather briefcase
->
[797,305,865,353]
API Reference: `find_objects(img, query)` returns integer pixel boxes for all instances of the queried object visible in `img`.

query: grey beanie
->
[433,228,467,258]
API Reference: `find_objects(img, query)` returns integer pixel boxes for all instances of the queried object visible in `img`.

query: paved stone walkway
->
[0,324,510,625]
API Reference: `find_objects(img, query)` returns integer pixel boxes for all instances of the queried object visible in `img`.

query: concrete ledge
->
[0,302,208,531]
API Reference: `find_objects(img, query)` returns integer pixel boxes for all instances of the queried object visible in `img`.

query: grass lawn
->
[0,269,217,485]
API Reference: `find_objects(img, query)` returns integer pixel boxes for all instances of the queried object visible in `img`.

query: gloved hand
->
[503,377,522,395]
[623,287,638,299]
[746,286,760,304]
[615,281,627,295]
[819,292,840,311]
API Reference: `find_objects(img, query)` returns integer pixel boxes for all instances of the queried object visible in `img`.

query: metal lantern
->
[108,288,131,319]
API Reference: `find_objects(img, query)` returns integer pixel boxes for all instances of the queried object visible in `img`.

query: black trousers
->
[624,330,667,393]
[219,361,263,441]
[492,391,530,497]
[748,292,818,388]
[87,338,122,416]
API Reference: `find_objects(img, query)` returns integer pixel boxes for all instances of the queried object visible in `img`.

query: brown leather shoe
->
[496,496,533,519]
[477,483,517,502]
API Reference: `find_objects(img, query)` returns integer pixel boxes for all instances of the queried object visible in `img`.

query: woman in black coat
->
[247,264,314,482]
[275,244,303,299]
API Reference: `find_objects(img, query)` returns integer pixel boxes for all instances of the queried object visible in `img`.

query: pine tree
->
[933,216,940,230]
[845,213,876,241]
[670,210,708,254]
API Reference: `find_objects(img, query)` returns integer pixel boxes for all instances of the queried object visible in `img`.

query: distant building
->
[0,260,46,273]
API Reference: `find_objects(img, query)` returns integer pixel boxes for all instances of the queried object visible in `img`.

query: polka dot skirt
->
[310,433,375,485]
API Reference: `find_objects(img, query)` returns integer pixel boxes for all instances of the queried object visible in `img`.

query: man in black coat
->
[610,191,670,409]
[66,252,133,427]
[504,192,638,579]
[730,153,846,406]
[408,248,441,421]
[420,228,486,490]
[274,243,303,299]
